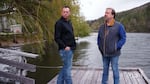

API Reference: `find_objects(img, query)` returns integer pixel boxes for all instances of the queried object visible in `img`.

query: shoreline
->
[0,40,44,47]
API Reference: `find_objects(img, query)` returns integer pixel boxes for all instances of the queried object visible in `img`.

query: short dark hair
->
[111,8,116,19]
[63,6,70,9]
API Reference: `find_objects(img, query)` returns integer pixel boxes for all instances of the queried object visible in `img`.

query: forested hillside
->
[88,2,150,32]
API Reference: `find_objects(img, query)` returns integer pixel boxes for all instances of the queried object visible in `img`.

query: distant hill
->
[88,2,150,32]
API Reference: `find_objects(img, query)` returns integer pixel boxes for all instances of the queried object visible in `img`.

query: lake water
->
[74,33,150,76]
[20,33,150,84]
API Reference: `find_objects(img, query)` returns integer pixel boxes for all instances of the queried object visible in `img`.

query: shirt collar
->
[107,19,115,27]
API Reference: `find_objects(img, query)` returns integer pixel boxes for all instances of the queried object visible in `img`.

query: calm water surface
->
[21,33,150,84]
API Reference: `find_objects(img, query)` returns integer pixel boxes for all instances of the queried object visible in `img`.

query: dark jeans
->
[102,56,120,84]
[57,49,73,84]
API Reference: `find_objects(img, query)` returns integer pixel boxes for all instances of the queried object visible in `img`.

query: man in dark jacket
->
[97,8,126,84]
[54,6,76,84]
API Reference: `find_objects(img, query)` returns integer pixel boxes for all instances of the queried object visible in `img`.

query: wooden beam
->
[0,48,38,58]
[71,67,140,71]
[0,57,36,72]
[0,71,35,84]
[138,68,150,84]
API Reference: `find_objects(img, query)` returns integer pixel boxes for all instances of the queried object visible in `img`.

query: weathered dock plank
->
[48,67,150,84]
[0,48,38,58]
[120,71,126,84]
[0,57,36,72]
[0,71,35,84]
[0,48,38,84]
[123,71,132,84]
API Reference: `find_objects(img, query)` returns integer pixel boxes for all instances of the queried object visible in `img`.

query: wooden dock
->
[0,48,38,84]
[48,67,150,84]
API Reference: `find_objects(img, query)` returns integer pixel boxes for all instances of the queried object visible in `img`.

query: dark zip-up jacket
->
[97,21,126,57]
[54,17,76,50]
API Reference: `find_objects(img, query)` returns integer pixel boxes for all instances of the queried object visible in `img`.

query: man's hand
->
[65,46,70,51]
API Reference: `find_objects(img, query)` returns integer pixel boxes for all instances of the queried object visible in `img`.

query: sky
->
[78,0,150,20]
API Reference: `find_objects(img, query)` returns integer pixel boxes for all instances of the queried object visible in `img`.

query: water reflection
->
[21,42,61,84]
[74,33,102,67]
[73,41,89,65]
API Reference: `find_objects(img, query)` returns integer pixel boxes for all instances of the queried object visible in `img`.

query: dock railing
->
[0,48,38,84]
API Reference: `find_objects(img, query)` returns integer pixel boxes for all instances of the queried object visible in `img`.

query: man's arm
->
[117,24,126,50]
[54,22,65,49]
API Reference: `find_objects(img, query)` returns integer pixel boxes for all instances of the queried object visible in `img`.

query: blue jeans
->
[57,49,73,84]
[102,56,120,84]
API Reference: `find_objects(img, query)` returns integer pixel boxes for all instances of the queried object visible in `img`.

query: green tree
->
[0,0,91,53]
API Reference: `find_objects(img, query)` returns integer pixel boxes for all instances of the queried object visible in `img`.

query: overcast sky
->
[78,0,150,20]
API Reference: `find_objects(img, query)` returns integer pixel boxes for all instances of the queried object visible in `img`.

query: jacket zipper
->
[104,23,109,56]
[104,24,107,55]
